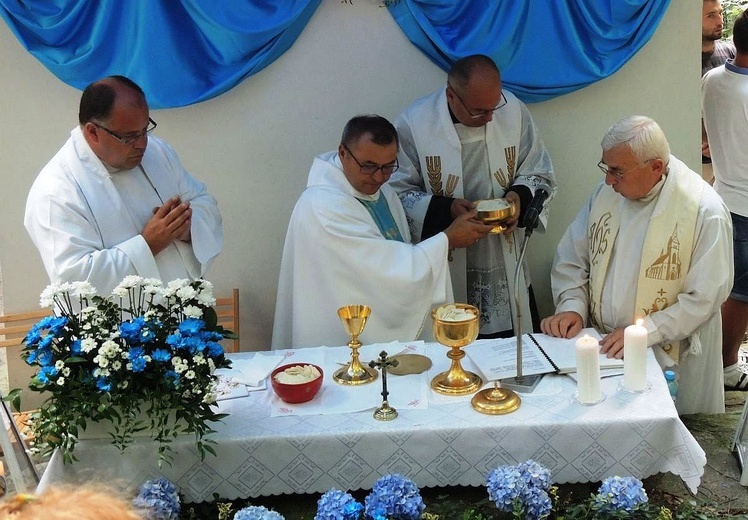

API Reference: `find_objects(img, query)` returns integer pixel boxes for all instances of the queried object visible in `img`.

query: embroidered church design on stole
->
[642,225,682,357]
[641,225,682,317]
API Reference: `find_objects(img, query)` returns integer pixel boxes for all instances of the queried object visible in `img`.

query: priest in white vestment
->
[25,76,222,296]
[541,116,733,415]
[272,115,493,349]
[388,55,555,338]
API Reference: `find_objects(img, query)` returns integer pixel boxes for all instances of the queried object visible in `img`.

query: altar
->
[38,341,706,503]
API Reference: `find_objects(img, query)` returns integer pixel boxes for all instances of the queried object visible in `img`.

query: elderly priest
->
[272,115,493,349]
[541,115,733,415]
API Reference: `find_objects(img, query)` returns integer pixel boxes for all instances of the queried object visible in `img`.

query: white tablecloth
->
[39,343,705,502]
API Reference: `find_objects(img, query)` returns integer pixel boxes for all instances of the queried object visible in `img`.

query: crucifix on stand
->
[369,351,399,421]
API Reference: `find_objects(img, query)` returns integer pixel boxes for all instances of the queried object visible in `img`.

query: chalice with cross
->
[333,305,378,385]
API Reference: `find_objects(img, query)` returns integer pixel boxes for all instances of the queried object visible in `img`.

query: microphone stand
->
[499,219,544,393]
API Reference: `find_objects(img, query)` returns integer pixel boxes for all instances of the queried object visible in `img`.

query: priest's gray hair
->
[601,115,670,163]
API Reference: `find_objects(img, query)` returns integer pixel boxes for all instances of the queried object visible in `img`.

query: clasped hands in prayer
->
[445,191,521,249]
[540,311,627,360]
[143,195,192,255]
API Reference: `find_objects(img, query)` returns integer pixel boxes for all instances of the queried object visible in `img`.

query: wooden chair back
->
[0,309,53,349]
[215,288,240,353]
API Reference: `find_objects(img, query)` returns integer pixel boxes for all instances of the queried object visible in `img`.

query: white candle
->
[575,334,602,403]
[623,319,648,391]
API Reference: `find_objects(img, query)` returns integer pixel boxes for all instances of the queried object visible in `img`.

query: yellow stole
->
[588,167,703,363]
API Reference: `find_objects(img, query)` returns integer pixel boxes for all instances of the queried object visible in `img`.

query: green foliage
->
[721,0,748,39]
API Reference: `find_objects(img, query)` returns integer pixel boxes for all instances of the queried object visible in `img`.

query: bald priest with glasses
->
[25,76,222,295]
[541,115,732,415]
[388,54,555,340]
[272,115,493,349]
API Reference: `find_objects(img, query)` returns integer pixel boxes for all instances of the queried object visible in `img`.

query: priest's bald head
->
[338,115,400,196]
[599,115,670,201]
[79,76,157,170]
[446,54,506,128]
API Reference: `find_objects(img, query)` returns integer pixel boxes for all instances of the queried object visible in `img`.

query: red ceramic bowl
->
[270,363,324,404]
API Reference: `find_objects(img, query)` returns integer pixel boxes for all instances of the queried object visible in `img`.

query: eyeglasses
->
[449,86,507,119]
[92,117,157,145]
[343,145,399,176]
[597,159,653,179]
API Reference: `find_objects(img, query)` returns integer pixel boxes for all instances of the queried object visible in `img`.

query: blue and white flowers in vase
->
[20,276,233,465]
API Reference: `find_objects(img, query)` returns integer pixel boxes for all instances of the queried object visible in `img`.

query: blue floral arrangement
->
[234,505,286,520]
[133,477,181,520]
[313,474,424,520]
[593,475,649,512]
[19,276,233,465]
[486,460,553,520]
[315,488,364,520]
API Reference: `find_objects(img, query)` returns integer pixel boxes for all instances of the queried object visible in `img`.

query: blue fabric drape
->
[387,0,672,103]
[0,0,323,109]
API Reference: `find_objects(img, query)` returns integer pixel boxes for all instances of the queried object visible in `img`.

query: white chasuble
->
[24,126,223,295]
[272,153,453,349]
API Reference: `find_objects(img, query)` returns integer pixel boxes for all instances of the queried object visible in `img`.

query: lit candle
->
[575,334,602,403]
[623,318,648,391]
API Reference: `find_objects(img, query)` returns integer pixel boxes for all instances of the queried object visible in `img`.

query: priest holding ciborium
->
[271,115,494,350]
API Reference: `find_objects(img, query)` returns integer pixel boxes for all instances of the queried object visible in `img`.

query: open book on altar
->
[466,328,624,381]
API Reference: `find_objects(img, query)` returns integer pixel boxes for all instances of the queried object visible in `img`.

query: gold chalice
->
[476,198,516,234]
[430,303,483,395]
[333,305,378,385]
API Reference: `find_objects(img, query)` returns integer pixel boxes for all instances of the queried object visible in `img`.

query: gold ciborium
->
[476,198,516,234]
[333,305,378,385]
[430,304,483,395]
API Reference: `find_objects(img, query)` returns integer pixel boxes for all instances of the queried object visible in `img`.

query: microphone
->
[521,184,551,230]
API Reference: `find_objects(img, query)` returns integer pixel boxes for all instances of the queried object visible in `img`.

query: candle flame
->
[635,318,644,326]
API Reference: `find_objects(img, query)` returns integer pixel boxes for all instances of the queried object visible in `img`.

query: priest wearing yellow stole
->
[541,116,733,415]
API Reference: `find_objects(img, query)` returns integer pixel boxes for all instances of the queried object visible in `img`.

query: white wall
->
[0,0,698,369]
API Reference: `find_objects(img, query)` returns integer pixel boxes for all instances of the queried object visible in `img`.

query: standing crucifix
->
[369,350,399,421]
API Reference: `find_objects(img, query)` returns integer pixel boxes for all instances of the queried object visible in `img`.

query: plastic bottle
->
[664,370,678,402]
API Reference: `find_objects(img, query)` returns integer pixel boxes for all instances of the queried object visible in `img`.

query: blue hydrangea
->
[364,474,425,520]
[315,488,364,520]
[133,477,181,520]
[486,465,523,512]
[487,461,552,519]
[234,505,285,520]
[517,460,551,491]
[594,476,648,512]
[522,487,552,520]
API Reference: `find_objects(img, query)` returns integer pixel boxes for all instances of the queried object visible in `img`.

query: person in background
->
[388,54,555,339]
[25,75,222,295]
[541,116,732,415]
[272,115,493,349]
[702,8,748,390]
[702,0,736,183]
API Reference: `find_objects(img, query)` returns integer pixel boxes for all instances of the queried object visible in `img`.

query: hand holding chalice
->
[476,198,516,234]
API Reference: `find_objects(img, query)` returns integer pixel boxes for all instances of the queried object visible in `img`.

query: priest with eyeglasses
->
[272,115,493,349]
[25,75,223,295]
